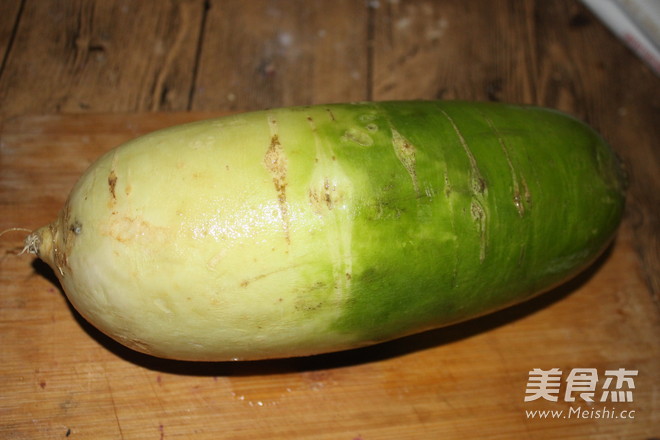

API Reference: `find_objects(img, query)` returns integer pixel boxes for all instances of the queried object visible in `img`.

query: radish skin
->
[28,101,626,361]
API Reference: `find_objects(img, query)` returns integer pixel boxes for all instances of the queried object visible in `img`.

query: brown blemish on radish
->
[108,170,117,200]
[264,117,290,244]
[308,177,344,213]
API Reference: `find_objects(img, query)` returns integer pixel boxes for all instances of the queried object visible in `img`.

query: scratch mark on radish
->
[483,114,528,216]
[390,127,420,196]
[440,109,489,262]
[439,109,487,196]
[470,200,487,263]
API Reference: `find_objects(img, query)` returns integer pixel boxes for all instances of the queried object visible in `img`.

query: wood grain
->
[191,0,369,111]
[0,0,659,438]
[372,0,539,103]
[0,0,23,69]
[0,0,204,116]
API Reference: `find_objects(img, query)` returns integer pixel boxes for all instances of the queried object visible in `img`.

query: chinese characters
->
[524,368,638,403]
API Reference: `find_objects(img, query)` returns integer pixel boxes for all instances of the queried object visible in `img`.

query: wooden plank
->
[1,111,658,440]
[0,0,23,68]
[191,0,369,111]
[371,0,539,103]
[0,0,204,117]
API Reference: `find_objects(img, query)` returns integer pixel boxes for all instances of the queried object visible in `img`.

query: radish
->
[26,101,626,361]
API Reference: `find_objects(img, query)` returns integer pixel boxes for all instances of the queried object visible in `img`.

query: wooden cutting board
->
[1,112,658,439]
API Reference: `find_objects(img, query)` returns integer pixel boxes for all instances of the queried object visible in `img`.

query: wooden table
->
[1,1,658,439]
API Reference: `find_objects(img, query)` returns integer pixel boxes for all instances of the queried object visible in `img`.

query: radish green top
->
[29,101,626,361]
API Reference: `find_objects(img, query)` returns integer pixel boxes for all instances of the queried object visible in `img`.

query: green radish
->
[26,100,626,361]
